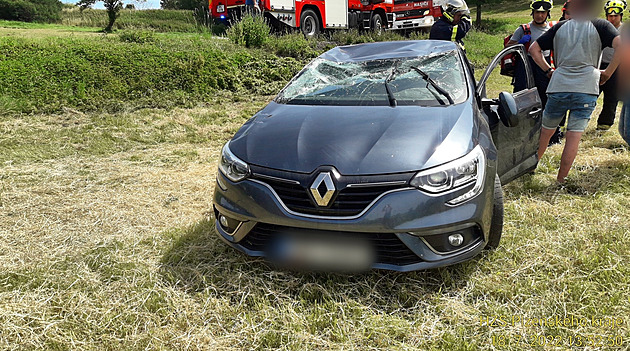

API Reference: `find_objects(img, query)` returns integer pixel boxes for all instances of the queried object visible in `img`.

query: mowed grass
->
[1,3,630,350]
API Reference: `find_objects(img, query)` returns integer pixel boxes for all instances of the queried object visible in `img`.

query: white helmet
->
[442,0,470,22]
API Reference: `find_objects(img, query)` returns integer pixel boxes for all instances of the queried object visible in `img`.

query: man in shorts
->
[529,0,621,183]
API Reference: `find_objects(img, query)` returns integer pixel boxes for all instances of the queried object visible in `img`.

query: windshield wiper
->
[384,65,398,108]
[410,66,454,105]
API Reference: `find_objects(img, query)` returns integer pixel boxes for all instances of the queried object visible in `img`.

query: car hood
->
[229,101,477,175]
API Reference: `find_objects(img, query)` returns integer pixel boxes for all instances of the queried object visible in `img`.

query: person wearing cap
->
[529,0,621,183]
[596,0,626,130]
[506,0,556,106]
[429,0,472,51]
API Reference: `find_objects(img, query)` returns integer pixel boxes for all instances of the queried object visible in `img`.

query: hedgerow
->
[0,35,303,114]
[0,0,62,22]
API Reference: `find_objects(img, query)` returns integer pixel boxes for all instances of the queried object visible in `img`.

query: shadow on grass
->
[159,218,488,310]
[474,18,518,35]
[505,156,630,199]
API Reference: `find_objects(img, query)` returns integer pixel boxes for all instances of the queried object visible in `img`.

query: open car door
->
[476,45,543,185]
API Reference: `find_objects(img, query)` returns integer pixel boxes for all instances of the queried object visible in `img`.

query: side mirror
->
[497,92,519,127]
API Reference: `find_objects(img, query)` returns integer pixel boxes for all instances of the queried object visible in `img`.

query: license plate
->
[270,233,375,271]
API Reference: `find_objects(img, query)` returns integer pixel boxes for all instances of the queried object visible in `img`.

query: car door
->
[476,45,542,185]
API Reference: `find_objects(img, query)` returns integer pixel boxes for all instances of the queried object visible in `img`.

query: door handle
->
[528,108,542,116]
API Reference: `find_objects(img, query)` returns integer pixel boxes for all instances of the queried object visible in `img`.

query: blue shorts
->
[542,93,598,132]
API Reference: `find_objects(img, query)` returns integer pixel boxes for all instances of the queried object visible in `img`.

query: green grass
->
[1,2,629,350]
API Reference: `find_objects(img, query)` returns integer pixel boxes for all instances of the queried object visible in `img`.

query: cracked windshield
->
[276,51,467,106]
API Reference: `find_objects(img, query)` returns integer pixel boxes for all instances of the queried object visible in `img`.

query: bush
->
[0,0,62,22]
[227,14,270,48]
[267,33,319,59]
[119,30,156,43]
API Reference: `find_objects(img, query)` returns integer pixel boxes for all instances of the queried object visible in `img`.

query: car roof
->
[319,40,459,63]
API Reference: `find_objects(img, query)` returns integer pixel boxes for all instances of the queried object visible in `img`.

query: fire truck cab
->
[391,0,438,31]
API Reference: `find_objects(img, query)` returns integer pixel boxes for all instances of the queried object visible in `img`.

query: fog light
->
[219,215,229,228]
[448,233,464,247]
[216,212,242,236]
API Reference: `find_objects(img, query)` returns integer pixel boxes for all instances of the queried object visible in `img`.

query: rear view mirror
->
[497,92,519,127]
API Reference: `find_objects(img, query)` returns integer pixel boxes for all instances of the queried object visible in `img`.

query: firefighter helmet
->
[442,0,470,22]
[531,0,554,12]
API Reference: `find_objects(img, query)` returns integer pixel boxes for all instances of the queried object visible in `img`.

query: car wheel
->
[300,9,320,38]
[485,175,503,249]
[371,14,383,35]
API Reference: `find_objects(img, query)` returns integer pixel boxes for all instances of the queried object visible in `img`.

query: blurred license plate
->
[273,234,375,271]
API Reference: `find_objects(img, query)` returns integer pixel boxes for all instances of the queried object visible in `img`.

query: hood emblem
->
[310,172,336,207]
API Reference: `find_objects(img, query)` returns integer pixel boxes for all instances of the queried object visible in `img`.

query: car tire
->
[300,9,320,38]
[371,13,383,35]
[486,175,503,249]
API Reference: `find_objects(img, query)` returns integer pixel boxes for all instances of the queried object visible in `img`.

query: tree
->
[466,0,502,27]
[160,0,204,10]
[77,0,137,32]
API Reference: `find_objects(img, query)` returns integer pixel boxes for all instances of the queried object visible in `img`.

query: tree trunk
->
[105,9,117,32]
[476,3,482,28]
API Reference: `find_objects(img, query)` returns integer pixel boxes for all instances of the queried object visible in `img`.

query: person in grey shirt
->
[596,0,625,130]
[529,0,621,183]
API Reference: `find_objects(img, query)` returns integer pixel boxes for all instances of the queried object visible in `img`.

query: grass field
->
[1,3,630,350]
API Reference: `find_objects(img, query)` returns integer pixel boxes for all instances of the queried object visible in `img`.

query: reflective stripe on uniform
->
[452,25,465,50]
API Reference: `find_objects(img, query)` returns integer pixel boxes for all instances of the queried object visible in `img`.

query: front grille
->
[395,9,428,19]
[240,223,423,266]
[263,177,405,216]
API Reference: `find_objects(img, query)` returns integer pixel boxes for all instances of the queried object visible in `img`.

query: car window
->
[476,48,529,99]
[276,51,468,106]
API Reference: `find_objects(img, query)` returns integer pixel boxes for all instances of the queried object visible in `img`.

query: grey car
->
[213,40,542,271]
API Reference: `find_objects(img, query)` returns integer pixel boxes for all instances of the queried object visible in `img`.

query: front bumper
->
[390,15,434,30]
[213,167,495,272]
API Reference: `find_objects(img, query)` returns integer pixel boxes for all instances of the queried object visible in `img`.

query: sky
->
[61,0,162,10]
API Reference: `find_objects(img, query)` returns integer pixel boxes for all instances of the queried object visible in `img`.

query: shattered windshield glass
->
[276,51,468,106]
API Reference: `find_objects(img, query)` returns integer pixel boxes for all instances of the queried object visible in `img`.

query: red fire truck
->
[210,0,245,24]
[209,0,437,36]
[390,0,440,31]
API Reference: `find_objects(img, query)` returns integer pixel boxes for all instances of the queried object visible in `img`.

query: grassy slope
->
[0,29,303,115]
[1,4,630,350]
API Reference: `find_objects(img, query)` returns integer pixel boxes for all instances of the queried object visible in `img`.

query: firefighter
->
[508,0,564,145]
[596,0,626,130]
[429,0,471,51]
[506,0,555,103]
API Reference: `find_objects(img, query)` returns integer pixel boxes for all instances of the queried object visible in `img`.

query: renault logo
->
[310,172,336,207]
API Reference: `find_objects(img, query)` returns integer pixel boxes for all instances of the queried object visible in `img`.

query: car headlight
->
[218,142,250,182]
[410,145,485,205]
[216,4,225,12]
